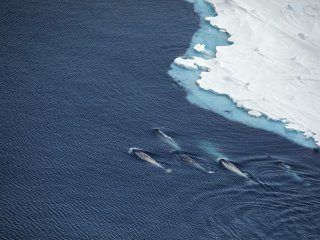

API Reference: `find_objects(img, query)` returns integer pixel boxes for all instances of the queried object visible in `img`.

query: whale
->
[219,158,248,179]
[280,162,303,183]
[129,148,172,173]
[154,128,181,151]
[177,153,214,174]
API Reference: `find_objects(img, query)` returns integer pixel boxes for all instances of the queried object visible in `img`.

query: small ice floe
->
[129,148,172,173]
[194,43,208,54]
[248,110,262,117]
[174,57,197,70]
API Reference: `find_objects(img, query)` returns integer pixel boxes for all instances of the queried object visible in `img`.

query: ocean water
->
[0,0,320,239]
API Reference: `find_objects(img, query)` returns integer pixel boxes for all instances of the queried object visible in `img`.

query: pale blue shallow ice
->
[168,0,317,149]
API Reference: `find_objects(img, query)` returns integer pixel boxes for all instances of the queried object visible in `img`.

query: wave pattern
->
[1,0,320,239]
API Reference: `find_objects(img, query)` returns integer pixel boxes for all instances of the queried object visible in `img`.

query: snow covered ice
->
[172,0,320,148]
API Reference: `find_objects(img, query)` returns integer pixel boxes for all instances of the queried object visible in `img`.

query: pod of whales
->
[130,130,308,186]
[129,148,172,173]
[155,129,213,174]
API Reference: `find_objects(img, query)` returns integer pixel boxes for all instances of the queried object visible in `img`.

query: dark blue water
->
[1,1,320,239]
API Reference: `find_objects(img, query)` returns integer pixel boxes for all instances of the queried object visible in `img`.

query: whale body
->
[155,129,181,150]
[280,163,303,182]
[129,148,172,173]
[178,154,214,174]
[219,158,248,179]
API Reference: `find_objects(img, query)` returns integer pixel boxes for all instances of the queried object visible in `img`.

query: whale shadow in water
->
[129,147,172,173]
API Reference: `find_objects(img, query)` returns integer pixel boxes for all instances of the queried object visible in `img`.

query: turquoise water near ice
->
[168,0,317,149]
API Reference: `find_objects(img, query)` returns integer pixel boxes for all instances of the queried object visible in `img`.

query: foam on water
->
[168,0,317,149]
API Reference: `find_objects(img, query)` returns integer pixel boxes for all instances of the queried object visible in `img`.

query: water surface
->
[1,0,320,239]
